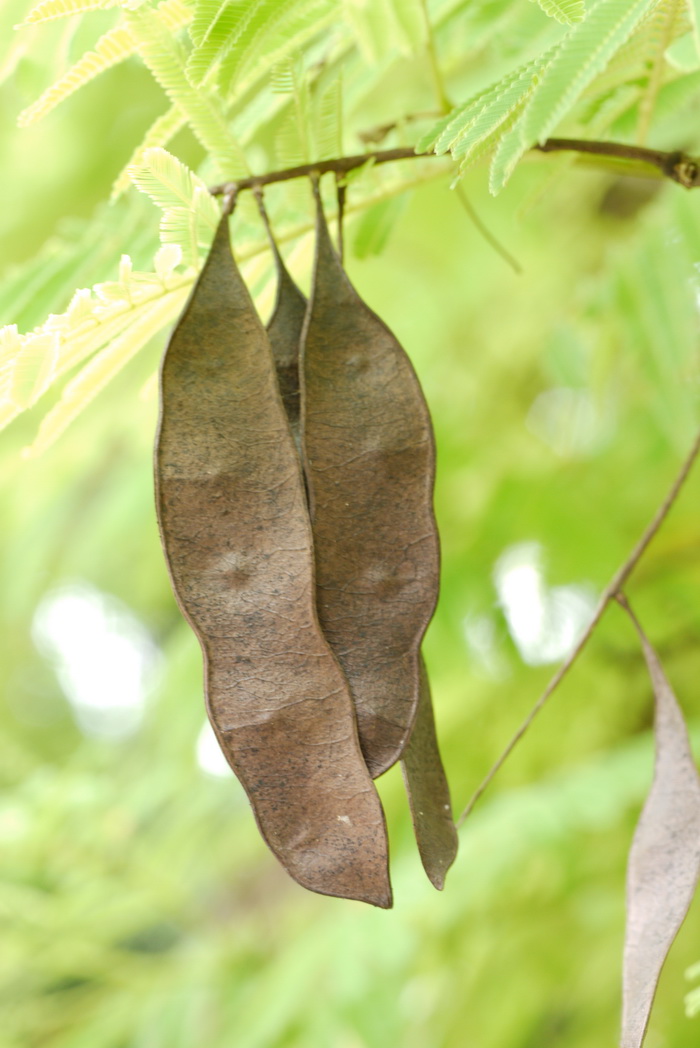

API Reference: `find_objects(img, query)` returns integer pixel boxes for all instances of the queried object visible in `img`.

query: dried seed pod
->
[301,177,440,777]
[255,190,307,447]
[401,657,458,890]
[618,597,700,1048]
[155,203,391,908]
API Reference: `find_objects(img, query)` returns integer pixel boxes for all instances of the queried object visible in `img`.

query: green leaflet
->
[488,112,530,194]
[25,287,189,456]
[18,1,191,127]
[418,81,510,154]
[111,105,187,201]
[522,0,661,145]
[123,4,247,180]
[635,0,683,141]
[18,24,135,126]
[529,0,586,24]
[186,0,245,84]
[187,0,321,86]
[18,0,116,26]
[128,148,219,226]
[216,0,336,94]
[419,47,557,156]
[0,249,195,441]
[189,0,229,46]
[0,328,57,411]
[434,73,529,155]
[129,148,221,267]
[449,71,537,162]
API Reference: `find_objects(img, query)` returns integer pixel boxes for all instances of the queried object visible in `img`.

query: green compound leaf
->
[529,0,586,24]
[522,0,660,145]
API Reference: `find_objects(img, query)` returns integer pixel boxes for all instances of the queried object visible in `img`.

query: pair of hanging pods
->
[155,174,456,906]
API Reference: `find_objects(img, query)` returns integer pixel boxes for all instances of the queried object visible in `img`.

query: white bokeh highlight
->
[493,542,596,666]
[526,387,611,458]
[196,720,233,778]
[32,582,162,739]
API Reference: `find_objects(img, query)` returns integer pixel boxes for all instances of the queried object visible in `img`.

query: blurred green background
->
[2,1,700,1046]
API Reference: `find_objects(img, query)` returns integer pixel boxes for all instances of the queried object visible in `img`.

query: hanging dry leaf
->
[301,176,440,778]
[155,204,391,908]
[401,656,458,889]
[619,597,700,1047]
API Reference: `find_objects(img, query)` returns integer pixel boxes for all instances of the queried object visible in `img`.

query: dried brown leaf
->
[155,206,391,907]
[401,657,458,889]
[301,178,440,777]
[619,598,700,1047]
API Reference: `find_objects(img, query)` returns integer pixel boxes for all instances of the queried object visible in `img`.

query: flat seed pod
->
[301,177,440,777]
[619,599,700,1047]
[256,191,307,447]
[155,203,391,908]
[401,657,458,890]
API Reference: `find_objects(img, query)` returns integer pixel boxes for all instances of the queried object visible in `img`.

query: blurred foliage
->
[2,0,700,1046]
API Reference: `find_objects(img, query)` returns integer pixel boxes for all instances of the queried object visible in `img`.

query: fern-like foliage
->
[16,0,192,125]
[26,281,189,456]
[0,147,228,448]
[128,147,221,266]
[18,24,134,125]
[521,0,660,144]
[419,0,669,192]
[18,0,193,127]
[529,0,586,26]
[635,0,683,141]
[0,326,58,412]
[123,3,247,179]
[0,253,192,446]
[111,104,187,200]
[186,0,337,95]
[18,0,117,27]
[422,51,555,162]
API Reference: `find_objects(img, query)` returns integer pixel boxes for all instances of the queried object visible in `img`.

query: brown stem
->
[456,426,700,828]
[208,139,700,197]
[336,174,346,265]
[535,139,700,188]
[208,148,432,195]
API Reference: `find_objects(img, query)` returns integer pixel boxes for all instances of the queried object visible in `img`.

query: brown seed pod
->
[154,201,391,908]
[301,176,440,777]
[255,190,307,448]
[401,657,458,890]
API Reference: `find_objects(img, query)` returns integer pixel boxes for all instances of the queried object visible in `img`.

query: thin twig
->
[454,185,522,274]
[357,111,442,145]
[208,148,433,195]
[209,140,700,197]
[456,426,700,827]
[419,0,452,115]
[336,174,346,264]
